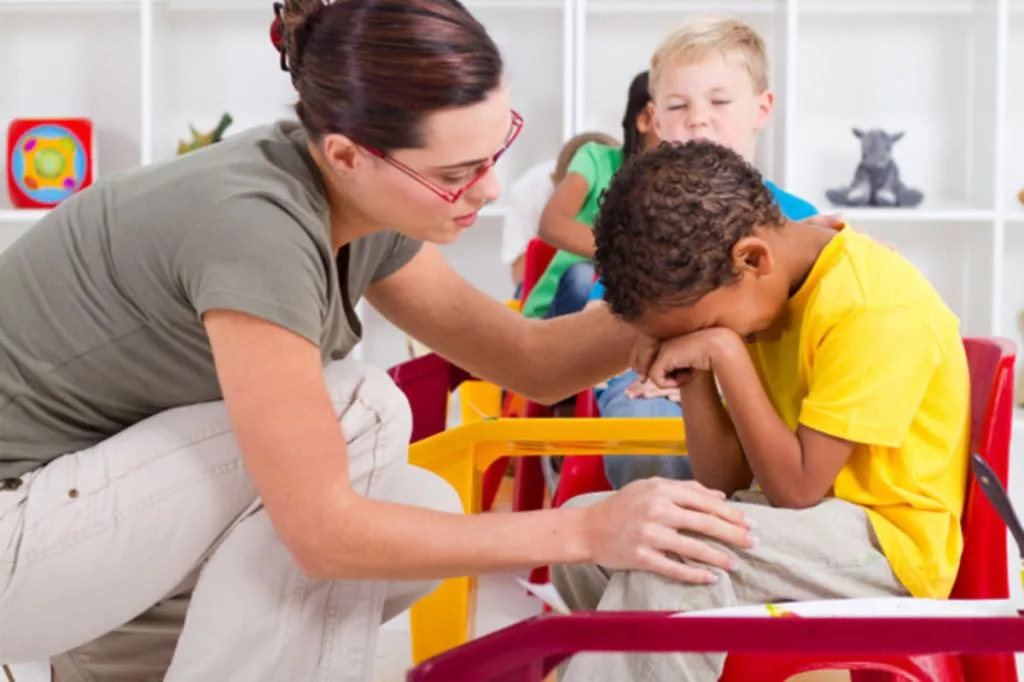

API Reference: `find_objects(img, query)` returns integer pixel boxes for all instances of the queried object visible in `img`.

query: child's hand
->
[648,328,742,388]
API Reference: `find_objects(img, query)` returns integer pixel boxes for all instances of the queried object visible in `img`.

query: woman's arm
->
[365,245,639,405]
[537,173,596,259]
[203,309,754,583]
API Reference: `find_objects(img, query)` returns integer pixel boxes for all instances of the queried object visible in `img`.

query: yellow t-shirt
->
[747,225,970,599]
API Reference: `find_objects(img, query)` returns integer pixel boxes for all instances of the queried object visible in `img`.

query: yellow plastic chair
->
[407,416,686,663]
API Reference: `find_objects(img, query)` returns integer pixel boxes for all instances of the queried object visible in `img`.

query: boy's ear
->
[636,101,655,135]
[754,89,774,131]
[732,236,774,277]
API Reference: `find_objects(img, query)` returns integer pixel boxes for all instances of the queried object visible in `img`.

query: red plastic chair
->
[481,239,560,514]
[405,611,1024,682]
[721,336,1018,682]
[407,337,1019,682]
[387,353,471,444]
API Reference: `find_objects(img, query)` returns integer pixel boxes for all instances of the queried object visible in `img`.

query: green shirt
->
[0,121,421,480]
[521,142,623,319]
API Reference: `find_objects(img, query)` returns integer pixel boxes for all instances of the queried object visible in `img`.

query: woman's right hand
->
[579,477,756,584]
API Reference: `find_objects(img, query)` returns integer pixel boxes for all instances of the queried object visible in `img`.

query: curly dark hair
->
[594,140,784,321]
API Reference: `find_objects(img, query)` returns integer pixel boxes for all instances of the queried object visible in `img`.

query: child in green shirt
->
[521,71,659,320]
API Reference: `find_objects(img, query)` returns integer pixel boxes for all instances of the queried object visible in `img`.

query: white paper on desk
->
[516,577,571,614]
[672,597,1020,619]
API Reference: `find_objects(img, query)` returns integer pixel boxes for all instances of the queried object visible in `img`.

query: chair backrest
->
[387,353,471,444]
[519,239,557,304]
[953,336,1017,600]
[955,337,1017,682]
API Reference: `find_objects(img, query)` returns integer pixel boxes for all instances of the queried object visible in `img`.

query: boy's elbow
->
[537,218,557,244]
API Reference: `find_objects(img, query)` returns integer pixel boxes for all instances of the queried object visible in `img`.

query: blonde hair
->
[551,131,620,184]
[650,15,769,96]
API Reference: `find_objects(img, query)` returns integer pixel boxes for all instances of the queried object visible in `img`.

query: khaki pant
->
[0,360,460,682]
[552,490,909,682]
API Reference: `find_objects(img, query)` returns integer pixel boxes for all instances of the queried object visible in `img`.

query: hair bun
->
[271,2,288,72]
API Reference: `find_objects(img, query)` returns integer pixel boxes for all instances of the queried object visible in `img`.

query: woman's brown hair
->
[274,0,504,152]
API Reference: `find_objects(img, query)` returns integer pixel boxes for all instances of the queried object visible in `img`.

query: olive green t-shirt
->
[0,121,421,480]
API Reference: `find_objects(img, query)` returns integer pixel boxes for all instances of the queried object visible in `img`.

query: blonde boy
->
[596,16,818,491]
[649,15,774,164]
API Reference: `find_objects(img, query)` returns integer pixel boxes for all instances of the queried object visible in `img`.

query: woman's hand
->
[580,477,756,583]
[629,333,662,381]
[800,211,898,251]
[625,377,681,403]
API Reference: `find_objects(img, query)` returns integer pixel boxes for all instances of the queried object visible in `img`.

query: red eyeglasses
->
[361,110,524,204]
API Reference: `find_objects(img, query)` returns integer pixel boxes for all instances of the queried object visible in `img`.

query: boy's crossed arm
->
[649,327,856,509]
[675,364,753,495]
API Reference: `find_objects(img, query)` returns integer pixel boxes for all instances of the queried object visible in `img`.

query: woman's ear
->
[731,236,774,277]
[320,132,363,176]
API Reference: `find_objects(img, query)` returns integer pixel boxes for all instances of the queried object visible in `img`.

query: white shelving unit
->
[0,0,1022,392]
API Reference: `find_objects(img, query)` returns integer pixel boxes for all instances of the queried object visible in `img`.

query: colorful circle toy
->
[10,123,89,207]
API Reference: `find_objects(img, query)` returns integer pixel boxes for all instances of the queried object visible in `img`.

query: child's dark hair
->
[621,70,652,160]
[594,140,784,321]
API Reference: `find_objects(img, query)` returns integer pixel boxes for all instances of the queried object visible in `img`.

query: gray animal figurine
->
[826,128,923,208]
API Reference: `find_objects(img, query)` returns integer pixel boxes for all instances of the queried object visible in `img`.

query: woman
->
[0,2,759,680]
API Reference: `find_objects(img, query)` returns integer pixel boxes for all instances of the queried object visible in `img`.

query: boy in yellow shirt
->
[553,139,970,681]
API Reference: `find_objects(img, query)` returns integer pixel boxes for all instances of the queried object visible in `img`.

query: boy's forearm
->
[709,336,814,508]
[677,370,752,495]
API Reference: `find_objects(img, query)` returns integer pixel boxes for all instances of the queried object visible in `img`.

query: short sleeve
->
[799,307,942,448]
[175,197,330,346]
[370,233,422,283]
[566,142,606,188]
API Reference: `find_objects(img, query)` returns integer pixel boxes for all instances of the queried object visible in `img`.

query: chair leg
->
[481,457,508,511]
[513,457,546,512]
[410,576,477,664]
[409,455,480,663]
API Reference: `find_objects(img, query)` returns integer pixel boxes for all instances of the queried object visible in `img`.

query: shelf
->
[0,0,136,11]
[800,0,977,15]
[585,0,779,13]
[838,207,996,224]
[158,0,562,8]
[0,209,48,225]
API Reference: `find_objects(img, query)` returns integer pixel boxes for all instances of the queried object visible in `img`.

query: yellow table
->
[407,416,687,663]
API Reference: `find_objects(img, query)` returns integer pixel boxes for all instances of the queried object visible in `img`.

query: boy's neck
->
[766,219,839,298]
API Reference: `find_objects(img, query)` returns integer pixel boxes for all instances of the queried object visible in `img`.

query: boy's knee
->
[603,455,693,489]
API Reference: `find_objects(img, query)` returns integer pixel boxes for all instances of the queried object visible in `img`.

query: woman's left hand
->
[625,378,681,403]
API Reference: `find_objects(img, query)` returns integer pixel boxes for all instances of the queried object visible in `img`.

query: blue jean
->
[545,261,596,319]
[597,369,693,489]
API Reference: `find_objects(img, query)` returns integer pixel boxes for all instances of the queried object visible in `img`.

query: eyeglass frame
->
[360,110,524,204]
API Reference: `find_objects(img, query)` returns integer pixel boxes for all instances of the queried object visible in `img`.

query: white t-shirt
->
[501,159,556,265]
